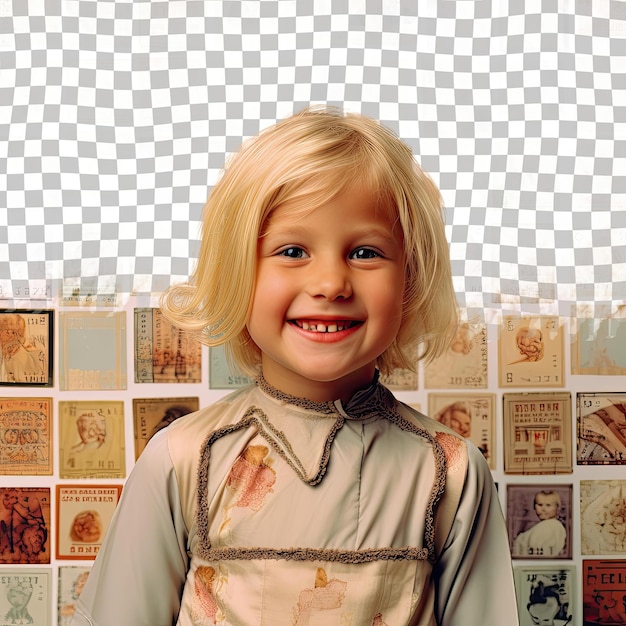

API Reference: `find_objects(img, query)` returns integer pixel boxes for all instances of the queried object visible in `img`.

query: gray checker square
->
[0,0,624,313]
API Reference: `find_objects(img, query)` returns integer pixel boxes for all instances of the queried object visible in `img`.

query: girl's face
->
[247,186,405,402]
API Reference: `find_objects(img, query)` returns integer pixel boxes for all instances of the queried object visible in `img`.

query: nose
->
[306,256,353,301]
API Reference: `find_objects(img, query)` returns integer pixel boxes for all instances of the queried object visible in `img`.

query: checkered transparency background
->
[1,0,625,315]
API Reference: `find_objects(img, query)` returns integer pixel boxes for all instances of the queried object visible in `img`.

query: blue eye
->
[279,246,307,258]
[351,248,380,260]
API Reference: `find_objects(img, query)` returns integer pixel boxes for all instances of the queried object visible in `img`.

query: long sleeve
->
[433,443,518,625]
[71,430,189,626]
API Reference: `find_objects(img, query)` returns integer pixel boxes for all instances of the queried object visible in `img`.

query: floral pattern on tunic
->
[192,566,218,625]
[372,612,388,625]
[225,445,276,511]
[435,432,464,473]
[293,567,347,625]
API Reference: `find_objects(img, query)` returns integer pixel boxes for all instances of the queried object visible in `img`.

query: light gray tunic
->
[72,379,517,625]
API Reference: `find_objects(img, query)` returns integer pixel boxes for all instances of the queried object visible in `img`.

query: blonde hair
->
[160,106,458,376]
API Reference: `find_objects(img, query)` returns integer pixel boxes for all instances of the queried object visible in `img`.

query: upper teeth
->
[297,321,347,333]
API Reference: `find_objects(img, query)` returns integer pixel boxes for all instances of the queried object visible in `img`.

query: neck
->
[259,365,377,404]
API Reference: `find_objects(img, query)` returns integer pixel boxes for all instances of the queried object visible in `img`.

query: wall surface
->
[1,1,625,624]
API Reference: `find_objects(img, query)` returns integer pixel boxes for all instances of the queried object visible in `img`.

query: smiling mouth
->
[291,320,361,333]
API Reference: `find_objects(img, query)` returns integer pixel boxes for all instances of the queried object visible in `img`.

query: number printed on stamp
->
[499,316,565,388]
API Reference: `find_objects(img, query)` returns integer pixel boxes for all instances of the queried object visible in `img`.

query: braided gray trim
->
[196,406,344,559]
[255,372,393,422]
[256,374,336,413]
[383,408,447,564]
[196,385,445,564]
[201,546,429,563]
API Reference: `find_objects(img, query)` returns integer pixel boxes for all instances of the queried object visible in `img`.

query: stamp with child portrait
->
[498,315,565,388]
[507,484,572,559]
[428,392,495,468]
[424,321,488,389]
[503,392,572,474]
[58,400,125,479]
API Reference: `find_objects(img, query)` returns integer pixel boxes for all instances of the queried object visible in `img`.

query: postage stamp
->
[499,316,564,387]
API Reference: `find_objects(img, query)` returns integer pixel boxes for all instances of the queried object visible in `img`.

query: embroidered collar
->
[255,371,396,422]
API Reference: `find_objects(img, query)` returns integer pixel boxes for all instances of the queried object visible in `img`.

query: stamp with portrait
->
[514,565,575,626]
[498,315,564,388]
[132,396,199,459]
[0,309,53,387]
[428,392,495,468]
[424,321,488,389]
[507,484,572,559]
[56,484,122,560]
[58,400,125,479]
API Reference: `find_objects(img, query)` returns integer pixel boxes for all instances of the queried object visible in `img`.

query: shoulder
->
[165,383,259,443]
[394,399,463,441]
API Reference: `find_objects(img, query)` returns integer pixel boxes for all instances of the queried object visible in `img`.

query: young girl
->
[72,107,518,625]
